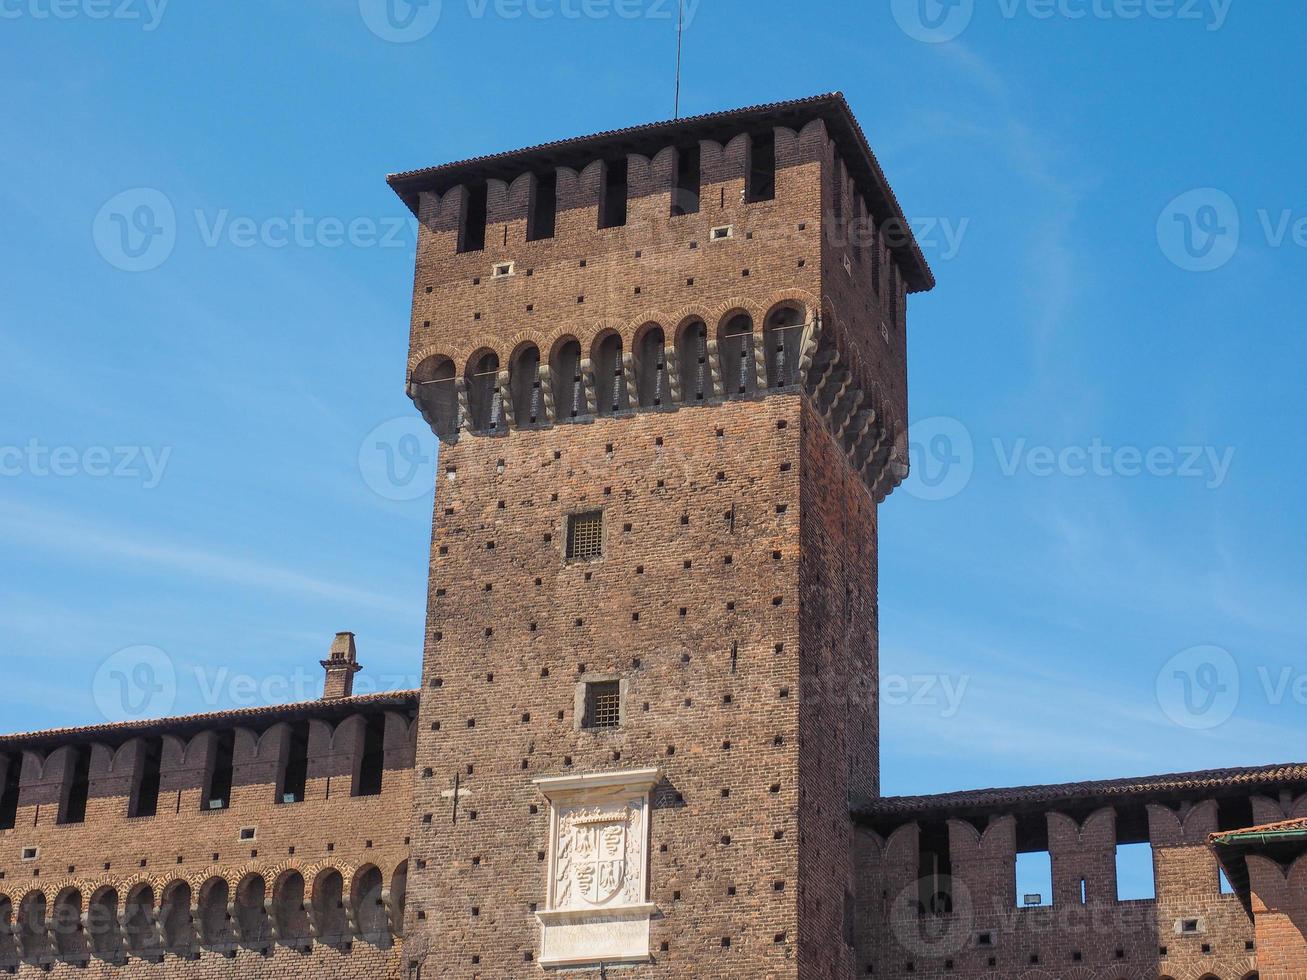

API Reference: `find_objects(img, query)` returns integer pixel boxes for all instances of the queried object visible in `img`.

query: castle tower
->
[386,94,933,978]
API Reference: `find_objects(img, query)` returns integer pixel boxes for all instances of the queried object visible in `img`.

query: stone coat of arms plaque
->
[533,768,660,967]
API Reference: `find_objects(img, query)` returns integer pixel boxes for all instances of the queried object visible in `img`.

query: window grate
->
[585,681,622,730]
[567,511,603,561]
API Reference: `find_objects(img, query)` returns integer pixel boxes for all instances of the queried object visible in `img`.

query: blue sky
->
[1,0,1304,801]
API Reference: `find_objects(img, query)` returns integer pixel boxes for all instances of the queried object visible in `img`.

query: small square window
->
[583,681,621,730]
[492,261,514,278]
[566,511,603,561]
[711,225,733,241]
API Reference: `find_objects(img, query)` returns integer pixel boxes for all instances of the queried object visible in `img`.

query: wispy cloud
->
[0,499,412,615]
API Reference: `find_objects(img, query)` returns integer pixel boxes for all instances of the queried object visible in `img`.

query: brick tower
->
[386,94,933,979]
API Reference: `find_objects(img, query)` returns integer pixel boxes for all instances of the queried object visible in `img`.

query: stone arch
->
[122,882,156,957]
[674,315,711,404]
[0,894,17,967]
[50,886,85,960]
[351,865,389,946]
[762,301,807,389]
[509,342,544,427]
[311,868,349,947]
[717,310,758,397]
[590,329,627,416]
[196,876,232,949]
[17,890,48,963]
[86,885,122,961]
[234,872,271,949]
[633,322,669,408]
[410,353,459,440]
[464,347,502,433]
[390,861,408,938]
[272,869,311,947]
[549,334,585,421]
[158,880,193,953]
[710,296,764,327]
[504,331,547,364]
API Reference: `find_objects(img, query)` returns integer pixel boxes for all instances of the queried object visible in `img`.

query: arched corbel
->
[663,345,681,404]
[537,363,555,424]
[493,369,511,430]
[796,313,824,385]
[621,351,639,411]
[705,340,723,399]
[579,358,598,416]
[454,378,471,433]
[751,331,768,392]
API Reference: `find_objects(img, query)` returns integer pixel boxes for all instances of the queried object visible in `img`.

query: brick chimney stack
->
[321,632,362,700]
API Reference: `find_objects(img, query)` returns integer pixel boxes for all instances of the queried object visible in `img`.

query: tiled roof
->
[859,763,1307,821]
[385,92,935,293]
[1209,817,1307,845]
[0,690,420,752]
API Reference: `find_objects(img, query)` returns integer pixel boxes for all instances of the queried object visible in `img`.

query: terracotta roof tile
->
[385,92,935,293]
[1209,817,1307,843]
[0,690,420,752]
[859,763,1307,821]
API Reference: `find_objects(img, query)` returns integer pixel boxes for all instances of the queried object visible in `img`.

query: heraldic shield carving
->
[558,806,639,908]
[534,768,660,967]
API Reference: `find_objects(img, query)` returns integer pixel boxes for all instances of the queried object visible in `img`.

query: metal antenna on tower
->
[674,0,685,118]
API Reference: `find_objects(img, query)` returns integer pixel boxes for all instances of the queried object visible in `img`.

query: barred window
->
[584,681,622,730]
[566,511,604,561]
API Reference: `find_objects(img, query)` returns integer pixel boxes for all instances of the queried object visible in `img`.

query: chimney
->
[321,632,362,700]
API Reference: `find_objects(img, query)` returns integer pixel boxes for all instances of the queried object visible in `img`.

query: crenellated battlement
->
[395,94,928,503]
[854,764,1307,979]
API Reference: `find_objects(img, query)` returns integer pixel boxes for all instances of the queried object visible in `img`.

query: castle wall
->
[0,703,415,976]
[852,792,1307,979]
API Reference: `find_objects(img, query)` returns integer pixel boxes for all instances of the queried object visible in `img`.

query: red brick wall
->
[0,709,414,977]
[1250,854,1307,980]
[400,113,903,977]
[796,397,880,980]
[853,798,1267,979]
[403,400,806,978]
